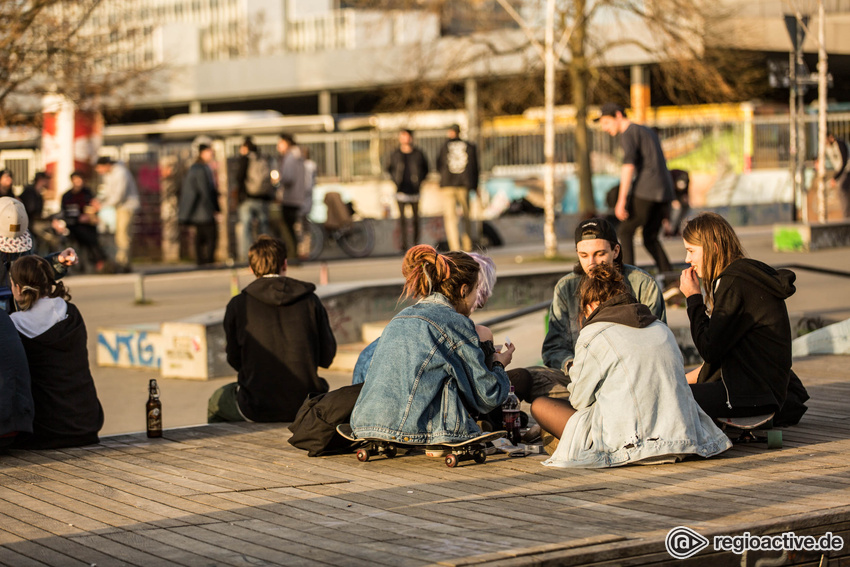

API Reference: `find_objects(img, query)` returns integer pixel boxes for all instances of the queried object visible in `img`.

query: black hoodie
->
[583,293,658,330]
[224,276,336,422]
[16,302,103,449]
[687,258,796,411]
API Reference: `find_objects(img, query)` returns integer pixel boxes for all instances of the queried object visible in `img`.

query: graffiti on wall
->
[97,329,162,369]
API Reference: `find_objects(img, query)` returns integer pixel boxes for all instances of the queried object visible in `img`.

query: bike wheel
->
[302,219,325,261]
[337,219,375,258]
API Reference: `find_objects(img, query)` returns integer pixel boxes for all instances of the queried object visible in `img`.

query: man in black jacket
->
[436,124,479,251]
[178,144,220,266]
[208,235,336,423]
[386,129,429,251]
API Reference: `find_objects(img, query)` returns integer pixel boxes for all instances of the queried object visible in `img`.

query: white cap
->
[0,197,32,254]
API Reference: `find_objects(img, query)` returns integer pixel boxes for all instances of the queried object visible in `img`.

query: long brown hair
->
[682,212,746,311]
[10,255,71,311]
[578,263,628,324]
[401,245,479,313]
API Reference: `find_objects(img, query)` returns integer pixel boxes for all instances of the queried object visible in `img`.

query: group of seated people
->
[347,213,808,467]
[0,197,103,451]
[213,213,807,468]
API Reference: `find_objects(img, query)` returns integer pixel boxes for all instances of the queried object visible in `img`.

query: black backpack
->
[288,383,364,457]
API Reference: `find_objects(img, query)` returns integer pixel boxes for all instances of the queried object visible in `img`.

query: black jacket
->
[178,162,220,225]
[687,258,796,410]
[15,302,103,449]
[224,276,337,422]
[436,138,479,191]
[0,310,33,437]
[387,147,429,194]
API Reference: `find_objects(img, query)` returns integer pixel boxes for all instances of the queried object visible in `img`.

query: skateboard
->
[336,424,506,468]
[716,414,783,449]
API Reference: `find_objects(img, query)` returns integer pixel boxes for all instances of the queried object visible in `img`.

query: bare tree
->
[0,0,160,125]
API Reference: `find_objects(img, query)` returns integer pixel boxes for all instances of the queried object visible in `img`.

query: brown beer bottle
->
[146,379,163,438]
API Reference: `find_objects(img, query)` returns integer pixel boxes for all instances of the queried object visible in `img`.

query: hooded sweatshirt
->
[223,276,336,422]
[12,300,103,449]
[545,293,731,468]
[687,258,796,410]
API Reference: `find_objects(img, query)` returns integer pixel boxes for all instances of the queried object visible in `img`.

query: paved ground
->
[68,226,850,436]
[0,354,848,566]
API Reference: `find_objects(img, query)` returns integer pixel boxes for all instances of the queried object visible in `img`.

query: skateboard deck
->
[336,424,506,467]
[716,413,782,448]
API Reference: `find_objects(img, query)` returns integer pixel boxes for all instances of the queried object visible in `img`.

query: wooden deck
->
[1,355,849,566]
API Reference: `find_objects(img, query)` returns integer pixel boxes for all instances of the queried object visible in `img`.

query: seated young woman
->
[679,212,807,424]
[531,263,731,468]
[352,251,499,385]
[350,245,514,444]
[9,255,103,449]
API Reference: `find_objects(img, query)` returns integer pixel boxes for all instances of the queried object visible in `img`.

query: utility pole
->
[543,0,557,258]
[816,0,828,223]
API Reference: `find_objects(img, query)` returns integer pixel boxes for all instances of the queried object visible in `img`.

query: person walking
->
[595,103,674,279]
[178,144,220,266]
[436,124,479,251]
[95,157,140,273]
[387,129,429,252]
[825,132,850,218]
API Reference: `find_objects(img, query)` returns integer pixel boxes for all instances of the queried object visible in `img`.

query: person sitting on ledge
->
[531,263,731,468]
[209,235,336,423]
[679,213,808,426]
[350,245,513,444]
[9,255,103,449]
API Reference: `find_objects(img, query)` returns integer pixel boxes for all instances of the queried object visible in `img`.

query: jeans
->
[208,382,246,423]
[238,198,270,260]
[617,196,671,274]
[194,221,217,265]
[396,199,420,250]
[114,207,135,268]
[441,186,473,251]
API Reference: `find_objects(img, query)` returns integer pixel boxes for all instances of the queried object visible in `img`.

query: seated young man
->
[509,218,666,402]
[208,235,336,423]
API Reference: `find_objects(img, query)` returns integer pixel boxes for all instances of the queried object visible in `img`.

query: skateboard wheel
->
[385,445,397,458]
[356,448,371,462]
[445,454,459,468]
[473,450,486,464]
[766,430,783,449]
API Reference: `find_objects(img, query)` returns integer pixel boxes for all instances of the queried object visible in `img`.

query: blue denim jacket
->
[351,293,510,444]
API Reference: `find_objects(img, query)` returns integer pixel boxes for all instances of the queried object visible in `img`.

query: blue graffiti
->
[98,331,161,369]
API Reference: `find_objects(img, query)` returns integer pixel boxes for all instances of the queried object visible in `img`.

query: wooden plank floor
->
[2,355,850,567]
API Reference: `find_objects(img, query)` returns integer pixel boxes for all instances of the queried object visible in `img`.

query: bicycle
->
[299,217,376,260]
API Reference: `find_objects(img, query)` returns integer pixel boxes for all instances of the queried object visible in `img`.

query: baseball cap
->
[96,156,113,166]
[593,102,626,122]
[575,218,619,248]
[0,197,32,254]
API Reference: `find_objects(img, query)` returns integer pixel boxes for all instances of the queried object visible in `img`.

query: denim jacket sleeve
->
[454,335,510,415]
[541,277,577,373]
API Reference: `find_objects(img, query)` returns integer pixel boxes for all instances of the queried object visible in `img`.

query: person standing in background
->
[825,132,850,218]
[178,144,220,266]
[436,125,479,251]
[595,103,674,281]
[59,172,106,273]
[95,157,140,273]
[275,133,306,264]
[387,129,429,252]
[0,170,15,198]
[236,137,273,261]
[19,172,51,254]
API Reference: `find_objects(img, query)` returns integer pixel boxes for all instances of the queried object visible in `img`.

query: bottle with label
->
[146,379,162,438]
[501,385,521,445]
